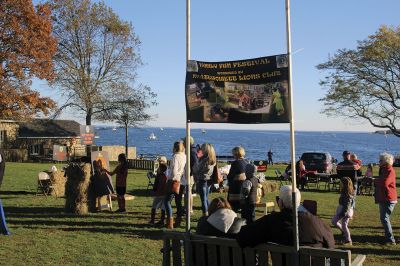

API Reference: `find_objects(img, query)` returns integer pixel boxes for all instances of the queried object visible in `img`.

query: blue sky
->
[35,0,400,132]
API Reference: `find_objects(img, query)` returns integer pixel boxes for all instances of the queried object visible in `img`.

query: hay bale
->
[261,181,279,194]
[50,170,66,197]
[64,163,92,215]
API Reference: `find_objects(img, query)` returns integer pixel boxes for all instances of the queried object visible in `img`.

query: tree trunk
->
[85,108,93,158]
[125,123,129,157]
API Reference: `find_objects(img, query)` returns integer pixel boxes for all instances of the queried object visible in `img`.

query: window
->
[0,130,6,144]
[29,144,42,155]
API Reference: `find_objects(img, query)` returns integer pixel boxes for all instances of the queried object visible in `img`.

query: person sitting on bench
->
[197,197,246,238]
[236,185,335,248]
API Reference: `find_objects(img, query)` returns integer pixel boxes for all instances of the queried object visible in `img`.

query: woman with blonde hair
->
[196,197,246,238]
[164,141,186,229]
[227,146,248,212]
[193,143,217,216]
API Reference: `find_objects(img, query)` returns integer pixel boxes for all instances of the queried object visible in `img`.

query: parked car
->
[300,152,334,174]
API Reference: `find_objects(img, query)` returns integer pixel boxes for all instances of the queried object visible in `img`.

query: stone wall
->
[101,146,136,161]
[0,121,19,149]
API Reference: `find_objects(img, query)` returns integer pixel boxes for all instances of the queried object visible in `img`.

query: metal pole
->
[285,0,299,257]
[184,1,192,265]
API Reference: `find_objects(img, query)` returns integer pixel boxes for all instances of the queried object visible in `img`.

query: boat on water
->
[201,129,206,134]
[160,127,164,131]
[112,127,117,131]
[149,132,157,140]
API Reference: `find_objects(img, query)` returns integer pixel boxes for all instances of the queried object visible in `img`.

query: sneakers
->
[384,241,396,246]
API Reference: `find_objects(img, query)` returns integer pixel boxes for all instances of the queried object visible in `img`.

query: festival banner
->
[185,55,290,123]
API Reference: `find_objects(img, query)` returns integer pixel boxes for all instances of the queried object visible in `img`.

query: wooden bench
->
[255,201,275,215]
[162,231,366,266]
[127,159,159,173]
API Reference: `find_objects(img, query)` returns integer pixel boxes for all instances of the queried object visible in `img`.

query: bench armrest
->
[351,254,366,266]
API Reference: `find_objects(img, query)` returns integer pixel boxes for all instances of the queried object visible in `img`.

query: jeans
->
[164,193,175,219]
[379,202,396,243]
[197,180,210,214]
[175,185,184,218]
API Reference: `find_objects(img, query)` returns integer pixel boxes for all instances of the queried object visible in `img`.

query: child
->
[107,153,128,212]
[93,160,115,211]
[365,163,373,178]
[331,177,355,246]
[149,163,168,226]
[240,164,259,224]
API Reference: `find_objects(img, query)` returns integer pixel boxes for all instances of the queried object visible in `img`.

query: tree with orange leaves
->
[0,0,57,119]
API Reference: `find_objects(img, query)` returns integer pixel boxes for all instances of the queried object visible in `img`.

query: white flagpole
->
[184,0,192,265]
[285,0,299,255]
[185,0,191,233]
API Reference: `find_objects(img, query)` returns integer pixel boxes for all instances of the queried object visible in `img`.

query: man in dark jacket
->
[236,185,335,249]
[337,151,361,188]
[0,149,5,188]
[0,149,10,235]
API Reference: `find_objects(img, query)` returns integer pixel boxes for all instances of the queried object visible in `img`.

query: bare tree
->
[98,83,157,156]
[49,0,144,125]
[318,26,400,136]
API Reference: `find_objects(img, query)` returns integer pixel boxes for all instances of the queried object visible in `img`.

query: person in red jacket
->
[374,152,398,245]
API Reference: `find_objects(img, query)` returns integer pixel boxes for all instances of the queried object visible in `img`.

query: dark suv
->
[300,152,334,174]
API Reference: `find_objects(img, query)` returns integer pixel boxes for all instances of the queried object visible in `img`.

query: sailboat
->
[201,129,206,134]
[149,132,157,140]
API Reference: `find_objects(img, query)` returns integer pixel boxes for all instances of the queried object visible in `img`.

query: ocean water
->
[94,127,400,164]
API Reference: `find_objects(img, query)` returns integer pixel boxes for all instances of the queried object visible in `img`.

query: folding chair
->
[146,171,155,191]
[37,172,52,196]
[275,169,289,187]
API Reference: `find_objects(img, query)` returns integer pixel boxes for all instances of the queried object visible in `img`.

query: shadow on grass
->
[4,205,164,239]
[0,190,36,195]
[128,188,152,198]
[348,246,400,257]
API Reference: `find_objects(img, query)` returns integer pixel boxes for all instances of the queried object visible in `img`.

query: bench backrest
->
[127,159,159,172]
[163,231,356,266]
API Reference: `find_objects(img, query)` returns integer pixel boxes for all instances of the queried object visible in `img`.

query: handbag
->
[210,164,223,185]
[167,179,180,194]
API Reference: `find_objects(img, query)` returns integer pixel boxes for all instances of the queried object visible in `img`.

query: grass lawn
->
[0,162,399,265]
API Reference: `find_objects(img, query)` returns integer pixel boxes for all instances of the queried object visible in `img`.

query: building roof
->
[18,119,81,138]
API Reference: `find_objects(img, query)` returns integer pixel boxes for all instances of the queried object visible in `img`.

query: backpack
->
[240,179,253,201]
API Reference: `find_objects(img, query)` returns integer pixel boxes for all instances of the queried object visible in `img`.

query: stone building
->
[0,119,136,162]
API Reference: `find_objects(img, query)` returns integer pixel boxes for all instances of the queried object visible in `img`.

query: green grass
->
[0,163,399,265]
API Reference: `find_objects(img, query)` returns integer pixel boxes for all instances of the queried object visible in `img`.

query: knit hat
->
[245,164,257,179]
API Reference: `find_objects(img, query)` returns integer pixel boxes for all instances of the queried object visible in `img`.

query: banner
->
[185,55,290,123]
[53,145,67,161]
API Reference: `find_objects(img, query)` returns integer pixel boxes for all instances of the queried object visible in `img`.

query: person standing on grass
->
[106,153,128,213]
[267,149,273,165]
[182,136,198,214]
[149,163,168,226]
[240,164,259,224]
[337,150,361,199]
[164,141,186,229]
[332,177,355,246]
[374,152,398,245]
[227,146,248,212]
[0,149,10,235]
[193,143,216,216]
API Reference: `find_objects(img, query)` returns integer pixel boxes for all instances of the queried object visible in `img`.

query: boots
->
[149,208,156,225]
[116,197,126,213]
[167,217,174,229]
[154,210,165,227]
[174,216,182,228]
